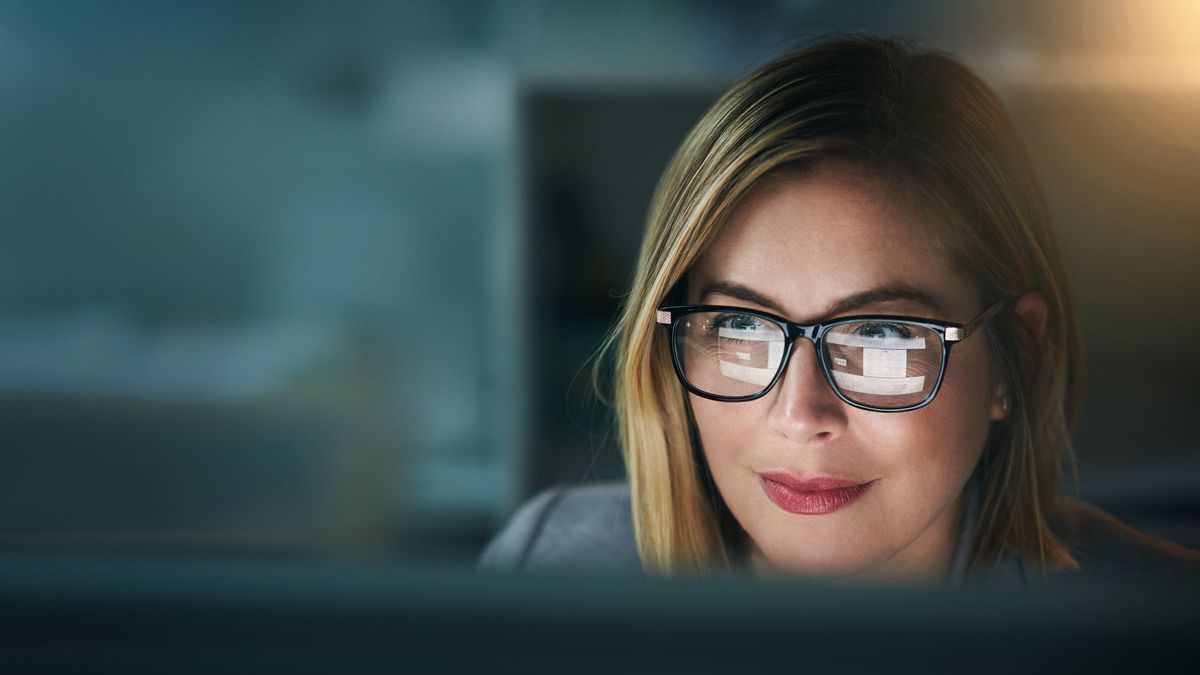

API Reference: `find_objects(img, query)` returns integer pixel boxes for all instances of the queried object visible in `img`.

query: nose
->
[766,339,849,443]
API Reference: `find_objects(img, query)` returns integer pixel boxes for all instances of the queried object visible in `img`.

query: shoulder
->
[477,482,641,574]
[1047,498,1200,583]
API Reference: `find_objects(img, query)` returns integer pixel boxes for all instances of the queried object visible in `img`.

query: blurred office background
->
[0,0,1197,563]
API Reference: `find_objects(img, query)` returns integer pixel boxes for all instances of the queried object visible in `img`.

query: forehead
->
[688,165,974,321]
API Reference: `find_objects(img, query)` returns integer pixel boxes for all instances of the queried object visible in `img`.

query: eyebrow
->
[698,280,946,321]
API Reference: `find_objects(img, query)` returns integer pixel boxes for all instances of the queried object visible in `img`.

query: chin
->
[755,536,881,580]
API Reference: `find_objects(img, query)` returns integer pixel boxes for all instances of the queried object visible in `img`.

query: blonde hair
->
[596,36,1083,575]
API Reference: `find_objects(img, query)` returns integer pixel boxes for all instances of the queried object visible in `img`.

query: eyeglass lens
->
[674,311,945,409]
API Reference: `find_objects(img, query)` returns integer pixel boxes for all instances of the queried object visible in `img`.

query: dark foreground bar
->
[0,552,1196,674]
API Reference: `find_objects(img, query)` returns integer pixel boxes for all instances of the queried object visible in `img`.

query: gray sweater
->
[478,481,1200,585]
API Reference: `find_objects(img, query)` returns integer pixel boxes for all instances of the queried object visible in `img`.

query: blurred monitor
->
[0,550,1196,674]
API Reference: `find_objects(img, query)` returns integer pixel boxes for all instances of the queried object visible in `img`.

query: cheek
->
[934,343,998,447]
[689,395,767,476]
[691,396,744,457]
[831,345,997,498]
[862,407,980,475]
[872,347,994,475]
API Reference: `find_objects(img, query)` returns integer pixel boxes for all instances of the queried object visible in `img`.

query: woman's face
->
[686,165,1006,581]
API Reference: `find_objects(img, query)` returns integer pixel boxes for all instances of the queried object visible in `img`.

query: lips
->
[758,472,876,515]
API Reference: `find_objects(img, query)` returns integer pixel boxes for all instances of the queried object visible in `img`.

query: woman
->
[480,36,1199,584]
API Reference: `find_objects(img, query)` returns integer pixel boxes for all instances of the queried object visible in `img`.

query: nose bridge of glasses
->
[779,323,822,371]
[786,321,820,343]
[780,321,840,391]
[769,325,838,411]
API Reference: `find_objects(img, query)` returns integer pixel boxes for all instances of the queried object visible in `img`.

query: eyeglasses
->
[655,300,1004,412]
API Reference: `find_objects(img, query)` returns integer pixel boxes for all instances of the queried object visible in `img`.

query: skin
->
[685,164,1039,582]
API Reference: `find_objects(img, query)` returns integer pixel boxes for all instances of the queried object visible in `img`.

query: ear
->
[990,291,1048,421]
[1013,291,1049,347]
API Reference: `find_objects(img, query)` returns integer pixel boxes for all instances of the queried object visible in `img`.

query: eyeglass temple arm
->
[945,300,1004,342]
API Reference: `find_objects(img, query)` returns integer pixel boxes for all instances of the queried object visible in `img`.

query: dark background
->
[1,0,1197,564]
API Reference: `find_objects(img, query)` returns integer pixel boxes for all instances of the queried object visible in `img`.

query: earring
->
[1001,395,1012,415]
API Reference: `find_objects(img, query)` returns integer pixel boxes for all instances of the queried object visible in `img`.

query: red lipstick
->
[758,472,875,515]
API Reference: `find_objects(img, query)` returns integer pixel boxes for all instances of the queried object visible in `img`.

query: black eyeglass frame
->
[655,300,1005,413]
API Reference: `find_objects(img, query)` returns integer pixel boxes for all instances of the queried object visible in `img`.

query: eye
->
[855,321,914,340]
[710,312,767,333]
